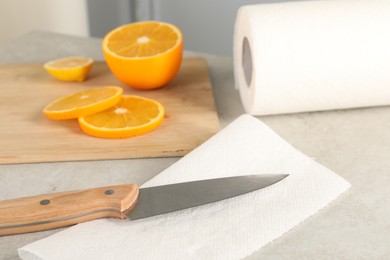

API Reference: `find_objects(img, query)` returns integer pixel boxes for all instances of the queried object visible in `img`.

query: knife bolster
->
[0,183,139,236]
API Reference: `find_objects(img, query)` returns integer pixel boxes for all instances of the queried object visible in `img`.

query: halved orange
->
[78,95,165,139]
[43,56,94,82]
[43,86,123,120]
[102,21,183,89]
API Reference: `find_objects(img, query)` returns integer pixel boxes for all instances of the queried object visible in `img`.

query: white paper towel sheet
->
[234,0,390,115]
[19,115,350,259]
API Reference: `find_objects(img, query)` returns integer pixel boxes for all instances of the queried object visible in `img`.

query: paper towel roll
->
[234,0,390,115]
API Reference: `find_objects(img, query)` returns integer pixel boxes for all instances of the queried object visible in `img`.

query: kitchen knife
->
[0,174,288,236]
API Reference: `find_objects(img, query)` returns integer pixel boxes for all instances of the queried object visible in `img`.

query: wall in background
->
[0,0,295,56]
[0,0,89,43]
[86,0,295,56]
[154,0,293,56]
[86,0,156,38]
[87,0,134,38]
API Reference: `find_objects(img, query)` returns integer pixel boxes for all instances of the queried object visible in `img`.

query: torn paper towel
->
[19,115,350,259]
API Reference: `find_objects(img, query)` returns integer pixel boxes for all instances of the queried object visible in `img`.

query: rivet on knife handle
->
[0,184,139,236]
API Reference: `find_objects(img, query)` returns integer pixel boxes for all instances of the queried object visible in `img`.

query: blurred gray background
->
[0,0,292,57]
[87,0,288,56]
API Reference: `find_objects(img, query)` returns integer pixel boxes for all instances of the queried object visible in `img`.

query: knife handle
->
[0,183,139,236]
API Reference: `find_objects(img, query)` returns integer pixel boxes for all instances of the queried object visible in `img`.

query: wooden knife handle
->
[0,183,139,236]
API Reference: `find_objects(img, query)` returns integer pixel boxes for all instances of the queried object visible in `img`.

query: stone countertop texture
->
[0,31,389,260]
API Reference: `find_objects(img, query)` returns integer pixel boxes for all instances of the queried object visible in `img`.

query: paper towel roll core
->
[242,37,253,87]
[234,0,390,115]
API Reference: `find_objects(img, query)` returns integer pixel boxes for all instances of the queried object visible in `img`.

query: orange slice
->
[102,21,183,89]
[44,56,94,82]
[43,86,123,120]
[78,95,165,139]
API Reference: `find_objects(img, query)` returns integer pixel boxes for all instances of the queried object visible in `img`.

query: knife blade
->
[0,174,288,236]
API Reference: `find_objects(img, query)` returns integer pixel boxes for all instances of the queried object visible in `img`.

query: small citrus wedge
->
[78,95,165,139]
[43,86,123,120]
[102,21,183,89]
[44,56,94,82]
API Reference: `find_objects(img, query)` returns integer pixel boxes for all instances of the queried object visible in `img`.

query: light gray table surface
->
[1,31,389,260]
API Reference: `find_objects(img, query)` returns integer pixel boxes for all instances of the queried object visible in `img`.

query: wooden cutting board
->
[0,57,220,164]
